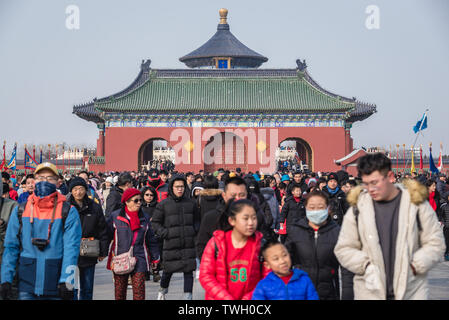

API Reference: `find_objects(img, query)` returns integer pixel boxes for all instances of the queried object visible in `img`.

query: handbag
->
[111,231,138,275]
[80,237,100,257]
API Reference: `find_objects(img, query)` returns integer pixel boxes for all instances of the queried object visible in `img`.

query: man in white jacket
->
[334,153,445,300]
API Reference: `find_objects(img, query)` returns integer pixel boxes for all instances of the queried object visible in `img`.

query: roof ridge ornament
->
[219,8,228,24]
[141,59,151,71]
[296,59,307,71]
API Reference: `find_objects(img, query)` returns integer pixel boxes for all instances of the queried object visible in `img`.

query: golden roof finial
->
[219,8,228,24]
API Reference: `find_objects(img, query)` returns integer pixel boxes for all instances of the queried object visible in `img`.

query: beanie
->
[121,188,141,203]
[69,177,88,192]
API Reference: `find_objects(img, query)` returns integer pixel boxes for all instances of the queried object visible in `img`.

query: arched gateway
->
[73,9,376,174]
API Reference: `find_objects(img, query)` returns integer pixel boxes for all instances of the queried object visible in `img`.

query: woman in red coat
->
[199,199,268,300]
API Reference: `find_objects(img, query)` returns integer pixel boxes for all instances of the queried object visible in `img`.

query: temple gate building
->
[73,9,376,174]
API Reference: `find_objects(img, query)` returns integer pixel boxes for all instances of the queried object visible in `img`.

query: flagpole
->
[396,144,400,173]
[405,109,429,169]
[24,144,27,175]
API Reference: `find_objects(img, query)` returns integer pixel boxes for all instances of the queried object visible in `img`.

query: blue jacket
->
[1,193,82,296]
[252,268,319,300]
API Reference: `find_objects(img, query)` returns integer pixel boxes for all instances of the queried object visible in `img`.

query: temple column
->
[344,123,353,155]
[96,123,105,157]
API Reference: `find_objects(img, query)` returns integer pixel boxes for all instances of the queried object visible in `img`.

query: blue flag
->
[429,147,439,175]
[413,113,428,134]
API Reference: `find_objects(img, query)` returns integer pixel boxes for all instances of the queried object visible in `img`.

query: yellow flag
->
[411,145,415,173]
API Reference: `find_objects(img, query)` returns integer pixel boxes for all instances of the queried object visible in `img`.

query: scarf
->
[326,185,340,195]
[293,196,301,203]
[125,207,141,231]
[429,192,437,211]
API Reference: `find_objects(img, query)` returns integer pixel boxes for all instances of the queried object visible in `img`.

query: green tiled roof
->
[94,75,356,114]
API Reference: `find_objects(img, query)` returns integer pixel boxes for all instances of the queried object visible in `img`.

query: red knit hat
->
[121,188,141,203]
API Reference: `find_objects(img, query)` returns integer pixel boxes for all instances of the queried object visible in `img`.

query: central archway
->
[278,137,313,171]
[138,138,173,171]
[203,132,247,173]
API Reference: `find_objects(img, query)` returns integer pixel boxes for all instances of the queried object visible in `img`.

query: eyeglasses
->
[35,176,58,183]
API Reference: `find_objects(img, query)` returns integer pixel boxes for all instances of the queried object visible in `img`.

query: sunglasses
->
[144,193,154,197]
[130,198,142,204]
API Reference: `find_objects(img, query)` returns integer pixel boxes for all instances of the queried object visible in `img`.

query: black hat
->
[69,177,88,192]
[148,169,159,179]
[327,172,339,183]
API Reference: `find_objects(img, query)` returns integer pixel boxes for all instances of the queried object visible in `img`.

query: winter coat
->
[322,186,349,226]
[334,179,445,300]
[106,207,160,273]
[284,217,354,300]
[199,230,266,300]
[441,201,449,228]
[151,177,200,273]
[1,192,81,296]
[105,185,124,218]
[69,195,109,268]
[280,195,306,233]
[260,187,280,229]
[251,268,319,300]
[198,188,222,221]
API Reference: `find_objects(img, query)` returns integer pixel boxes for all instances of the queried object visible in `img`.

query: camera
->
[32,238,49,251]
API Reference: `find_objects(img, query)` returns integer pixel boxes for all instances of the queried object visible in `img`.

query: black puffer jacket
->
[151,177,200,273]
[284,217,354,300]
[280,195,306,233]
[322,186,349,226]
[69,195,109,268]
[198,188,222,221]
[104,185,124,218]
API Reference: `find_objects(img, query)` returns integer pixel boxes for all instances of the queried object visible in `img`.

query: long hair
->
[216,198,257,232]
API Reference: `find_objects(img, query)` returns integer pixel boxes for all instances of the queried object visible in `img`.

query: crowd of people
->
[0,152,447,300]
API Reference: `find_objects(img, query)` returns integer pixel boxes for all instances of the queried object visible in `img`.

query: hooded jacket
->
[198,188,223,221]
[251,268,319,300]
[104,185,124,218]
[1,192,81,296]
[334,179,445,300]
[151,177,200,273]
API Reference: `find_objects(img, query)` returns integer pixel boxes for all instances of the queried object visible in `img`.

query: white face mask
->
[306,208,329,225]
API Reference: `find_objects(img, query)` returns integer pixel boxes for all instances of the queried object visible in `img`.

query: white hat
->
[113,176,119,184]
[106,177,114,184]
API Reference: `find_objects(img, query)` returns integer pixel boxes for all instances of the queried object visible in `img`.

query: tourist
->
[151,176,200,300]
[199,199,266,300]
[17,174,35,204]
[279,183,305,243]
[197,174,222,221]
[105,172,133,218]
[0,181,18,274]
[334,153,445,300]
[426,179,442,221]
[440,193,449,261]
[251,241,319,300]
[140,186,161,282]
[322,172,349,226]
[68,177,108,300]
[284,190,354,300]
[106,188,160,300]
[1,173,18,201]
[0,162,82,300]
[195,176,273,261]
[100,176,114,210]
[185,172,195,198]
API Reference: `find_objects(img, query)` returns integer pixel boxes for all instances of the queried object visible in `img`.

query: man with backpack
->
[0,162,82,300]
[334,153,444,300]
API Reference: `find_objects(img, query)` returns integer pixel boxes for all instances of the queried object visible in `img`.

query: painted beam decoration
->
[104,113,346,128]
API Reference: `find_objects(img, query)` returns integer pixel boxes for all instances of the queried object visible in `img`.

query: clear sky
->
[0,0,448,156]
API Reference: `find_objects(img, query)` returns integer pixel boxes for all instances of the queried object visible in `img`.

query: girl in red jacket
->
[199,199,267,300]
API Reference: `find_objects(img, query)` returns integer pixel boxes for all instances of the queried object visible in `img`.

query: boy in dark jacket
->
[252,242,318,300]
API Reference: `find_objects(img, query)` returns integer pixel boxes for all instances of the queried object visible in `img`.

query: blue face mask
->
[34,181,57,198]
[306,208,329,225]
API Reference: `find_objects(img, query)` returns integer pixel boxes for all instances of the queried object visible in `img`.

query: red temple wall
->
[103,126,349,173]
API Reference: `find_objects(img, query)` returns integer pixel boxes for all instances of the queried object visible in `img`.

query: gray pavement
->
[91,260,449,300]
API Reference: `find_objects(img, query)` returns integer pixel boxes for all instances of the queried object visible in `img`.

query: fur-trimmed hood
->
[346,179,429,207]
[199,188,223,197]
